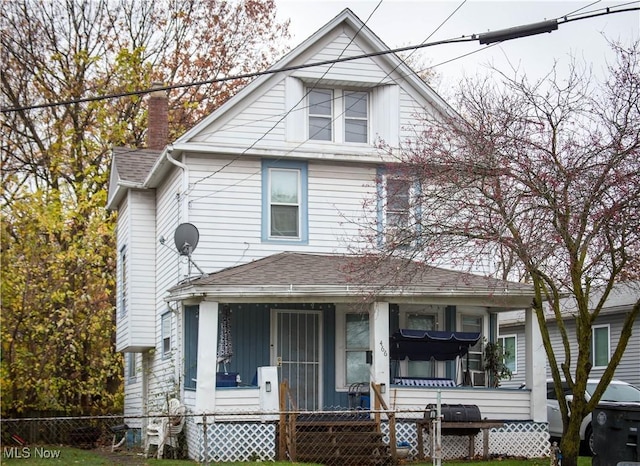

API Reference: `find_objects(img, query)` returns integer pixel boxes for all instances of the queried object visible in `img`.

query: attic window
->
[307,88,369,143]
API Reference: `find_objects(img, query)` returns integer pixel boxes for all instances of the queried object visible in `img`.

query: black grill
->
[426,404,482,435]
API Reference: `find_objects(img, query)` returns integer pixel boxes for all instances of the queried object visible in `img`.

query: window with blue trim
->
[184,305,199,390]
[377,170,417,248]
[262,159,308,243]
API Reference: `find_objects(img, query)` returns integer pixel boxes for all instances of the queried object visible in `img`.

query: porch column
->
[370,301,390,405]
[195,300,219,413]
[525,306,546,422]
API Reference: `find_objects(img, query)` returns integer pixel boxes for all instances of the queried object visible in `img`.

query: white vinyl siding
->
[500,310,640,388]
[183,155,376,269]
[189,32,412,153]
[115,190,156,352]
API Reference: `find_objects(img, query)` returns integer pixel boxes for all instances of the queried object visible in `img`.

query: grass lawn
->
[0,446,592,466]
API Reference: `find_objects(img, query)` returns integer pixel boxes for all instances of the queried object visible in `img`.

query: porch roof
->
[167,252,534,308]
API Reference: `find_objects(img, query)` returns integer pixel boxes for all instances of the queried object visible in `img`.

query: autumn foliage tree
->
[1,0,289,415]
[365,42,639,466]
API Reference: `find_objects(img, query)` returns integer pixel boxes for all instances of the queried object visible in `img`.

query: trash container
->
[592,402,640,466]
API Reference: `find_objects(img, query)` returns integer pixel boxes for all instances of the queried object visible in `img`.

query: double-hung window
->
[344,91,368,143]
[380,175,413,247]
[309,89,333,141]
[592,324,610,368]
[262,159,308,243]
[307,88,369,143]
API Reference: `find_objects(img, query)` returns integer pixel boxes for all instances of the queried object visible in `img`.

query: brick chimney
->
[147,82,168,150]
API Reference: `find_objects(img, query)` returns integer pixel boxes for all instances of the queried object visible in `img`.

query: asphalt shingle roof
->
[113,147,161,184]
[170,252,534,297]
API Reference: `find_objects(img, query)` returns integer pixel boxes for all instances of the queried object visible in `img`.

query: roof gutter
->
[165,284,535,307]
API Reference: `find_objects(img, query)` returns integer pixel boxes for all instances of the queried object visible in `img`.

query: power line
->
[4,4,636,114]
[1,36,475,114]
[187,0,469,200]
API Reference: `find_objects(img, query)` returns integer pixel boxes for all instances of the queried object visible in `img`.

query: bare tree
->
[363,41,639,466]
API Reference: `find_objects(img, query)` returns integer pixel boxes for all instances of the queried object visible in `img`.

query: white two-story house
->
[107,9,549,462]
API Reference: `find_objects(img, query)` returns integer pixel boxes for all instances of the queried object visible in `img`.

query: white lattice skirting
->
[185,418,549,462]
[390,420,550,460]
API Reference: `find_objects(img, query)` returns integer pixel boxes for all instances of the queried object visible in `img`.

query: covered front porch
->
[166,252,548,461]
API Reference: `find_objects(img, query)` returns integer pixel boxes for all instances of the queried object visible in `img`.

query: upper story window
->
[379,173,415,247]
[262,159,308,244]
[307,88,369,143]
[309,89,332,141]
[386,177,411,231]
[119,245,127,319]
[270,168,300,237]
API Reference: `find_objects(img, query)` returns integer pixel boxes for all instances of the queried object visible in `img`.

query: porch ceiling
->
[166,252,534,309]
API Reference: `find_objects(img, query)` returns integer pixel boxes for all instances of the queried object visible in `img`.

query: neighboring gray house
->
[499,281,640,388]
[107,9,551,462]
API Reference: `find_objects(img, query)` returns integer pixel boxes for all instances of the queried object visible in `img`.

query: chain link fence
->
[1,415,126,449]
[1,408,549,463]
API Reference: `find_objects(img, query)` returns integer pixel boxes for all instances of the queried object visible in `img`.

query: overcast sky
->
[275,0,639,93]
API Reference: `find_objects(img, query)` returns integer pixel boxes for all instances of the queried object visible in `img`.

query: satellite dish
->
[174,223,199,256]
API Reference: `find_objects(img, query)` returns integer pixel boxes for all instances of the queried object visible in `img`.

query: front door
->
[272,310,322,410]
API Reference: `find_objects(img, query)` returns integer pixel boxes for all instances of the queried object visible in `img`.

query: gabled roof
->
[167,252,535,307]
[107,8,460,206]
[106,147,161,210]
[499,280,640,325]
[171,8,454,148]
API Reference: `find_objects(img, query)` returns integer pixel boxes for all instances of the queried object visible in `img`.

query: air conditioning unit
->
[472,371,486,387]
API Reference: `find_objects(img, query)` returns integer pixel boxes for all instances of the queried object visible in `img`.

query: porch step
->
[292,418,391,465]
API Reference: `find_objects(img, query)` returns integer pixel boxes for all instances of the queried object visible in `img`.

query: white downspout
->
[166,144,190,222]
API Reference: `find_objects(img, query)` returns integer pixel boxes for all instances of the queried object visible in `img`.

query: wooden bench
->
[416,418,504,460]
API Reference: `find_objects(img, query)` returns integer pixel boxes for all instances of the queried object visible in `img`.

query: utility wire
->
[186,0,385,194]
[187,0,467,200]
[3,3,636,114]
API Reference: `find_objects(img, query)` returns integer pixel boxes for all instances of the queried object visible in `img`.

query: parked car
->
[547,379,640,455]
